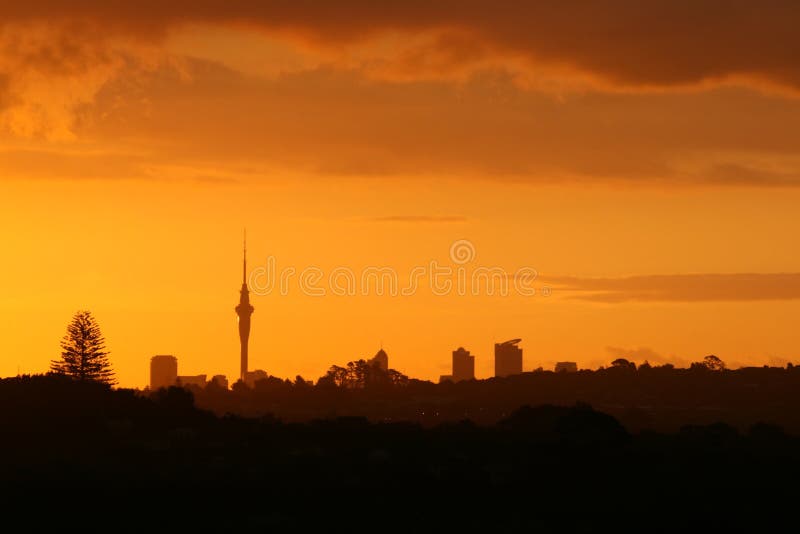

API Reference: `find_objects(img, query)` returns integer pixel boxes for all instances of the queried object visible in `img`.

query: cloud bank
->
[2,2,800,186]
[551,273,800,302]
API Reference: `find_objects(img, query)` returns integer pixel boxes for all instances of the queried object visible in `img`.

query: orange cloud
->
[0,22,164,138]
[1,55,797,186]
[66,59,799,186]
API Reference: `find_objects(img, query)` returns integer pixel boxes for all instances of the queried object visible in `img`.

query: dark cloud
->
[2,1,800,91]
[550,273,800,302]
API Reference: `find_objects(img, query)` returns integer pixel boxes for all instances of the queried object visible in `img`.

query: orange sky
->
[2,3,800,387]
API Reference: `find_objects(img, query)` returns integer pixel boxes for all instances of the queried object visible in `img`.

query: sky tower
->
[235,232,254,381]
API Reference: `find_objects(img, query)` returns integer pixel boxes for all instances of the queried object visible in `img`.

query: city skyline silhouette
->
[4,2,800,387]
[13,233,800,389]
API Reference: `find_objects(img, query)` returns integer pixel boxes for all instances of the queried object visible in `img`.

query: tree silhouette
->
[319,359,409,389]
[611,358,637,371]
[703,355,726,371]
[50,310,116,385]
[691,354,726,371]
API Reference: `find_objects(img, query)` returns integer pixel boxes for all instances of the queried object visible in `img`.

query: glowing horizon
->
[2,3,800,387]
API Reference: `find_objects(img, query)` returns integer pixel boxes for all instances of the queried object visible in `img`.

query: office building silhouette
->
[452,347,475,382]
[235,233,255,381]
[150,355,178,390]
[495,339,523,377]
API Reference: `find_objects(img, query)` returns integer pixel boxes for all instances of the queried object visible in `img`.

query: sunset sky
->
[2,2,800,387]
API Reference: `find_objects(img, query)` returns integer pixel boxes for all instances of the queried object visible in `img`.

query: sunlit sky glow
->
[2,2,800,386]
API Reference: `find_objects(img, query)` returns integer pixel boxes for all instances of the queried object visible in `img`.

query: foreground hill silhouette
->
[1,374,798,530]
[187,361,800,433]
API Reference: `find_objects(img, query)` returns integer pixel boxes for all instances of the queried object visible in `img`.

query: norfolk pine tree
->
[50,310,116,385]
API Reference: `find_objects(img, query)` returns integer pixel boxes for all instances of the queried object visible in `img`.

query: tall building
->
[452,347,475,382]
[235,233,255,381]
[150,355,178,390]
[495,339,523,377]
[371,348,389,371]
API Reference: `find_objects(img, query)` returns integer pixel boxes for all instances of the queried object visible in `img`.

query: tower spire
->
[236,230,255,382]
